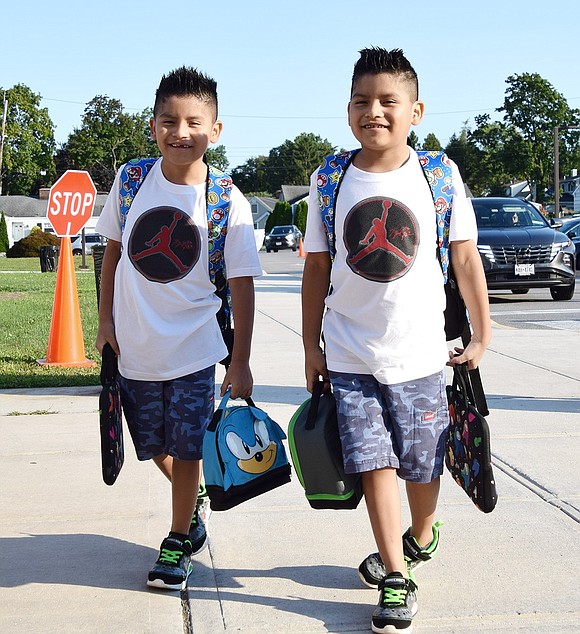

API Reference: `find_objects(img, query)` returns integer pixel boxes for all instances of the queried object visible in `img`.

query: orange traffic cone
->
[298,237,306,258]
[38,237,97,367]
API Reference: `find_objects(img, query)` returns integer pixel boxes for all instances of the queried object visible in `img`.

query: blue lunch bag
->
[202,391,292,511]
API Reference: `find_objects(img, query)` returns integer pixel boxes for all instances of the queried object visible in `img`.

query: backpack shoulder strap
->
[316,150,359,261]
[118,157,159,230]
[206,165,233,288]
[416,150,453,283]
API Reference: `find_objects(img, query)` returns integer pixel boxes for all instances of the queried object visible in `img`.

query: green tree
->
[265,201,292,233]
[294,199,308,235]
[205,145,229,171]
[63,97,158,191]
[469,114,528,196]
[231,156,270,193]
[0,84,56,195]
[497,73,580,203]
[422,133,442,151]
[0,211,9,252]
[407,131,419,149]
[268,133,334,191]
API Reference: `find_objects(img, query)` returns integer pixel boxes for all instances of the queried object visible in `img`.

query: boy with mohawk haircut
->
[96,66,262,590]
[302,47,490,633]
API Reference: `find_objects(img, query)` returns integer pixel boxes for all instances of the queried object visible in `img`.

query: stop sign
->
[47,170,97,237]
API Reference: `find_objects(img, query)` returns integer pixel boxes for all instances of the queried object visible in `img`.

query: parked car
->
[71,233,106,256]
[560,216,580,269]
[471,197,576,301]
[264,225,302,252]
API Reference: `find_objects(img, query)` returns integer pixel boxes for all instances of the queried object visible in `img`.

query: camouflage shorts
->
[329,369,449,483]
[119,366,215,461]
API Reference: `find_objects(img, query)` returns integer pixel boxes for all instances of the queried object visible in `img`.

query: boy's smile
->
[348,73,423,167]
[150,95,222,184]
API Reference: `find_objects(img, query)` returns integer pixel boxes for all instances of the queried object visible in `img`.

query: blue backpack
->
[316,149,467,340]
[202,391,292,511]
[118,157,234,363]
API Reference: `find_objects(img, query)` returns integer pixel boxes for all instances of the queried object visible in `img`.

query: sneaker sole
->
[147,561,192,591]
[371,622,413,634]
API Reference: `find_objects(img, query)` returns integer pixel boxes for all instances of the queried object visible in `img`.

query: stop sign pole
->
[38,170,98,367]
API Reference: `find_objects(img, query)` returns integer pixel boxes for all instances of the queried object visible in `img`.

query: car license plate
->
[515,264,534,276]
[275,241,282,246]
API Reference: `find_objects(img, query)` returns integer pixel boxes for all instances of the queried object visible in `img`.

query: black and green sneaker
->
[188,507,208,555]
[358,521,442,588]
[147,533,193,590]
[372,572,418,634]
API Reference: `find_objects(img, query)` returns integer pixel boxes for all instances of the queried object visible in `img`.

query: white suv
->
[71,234,106,255]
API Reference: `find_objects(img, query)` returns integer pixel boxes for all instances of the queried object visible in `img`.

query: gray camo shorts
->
[329,369,449,483]
[119,366,215,461]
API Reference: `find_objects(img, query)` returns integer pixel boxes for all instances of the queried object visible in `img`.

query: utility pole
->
[0,94,7,196]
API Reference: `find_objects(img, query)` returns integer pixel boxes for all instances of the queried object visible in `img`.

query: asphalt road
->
[259,250,580,334]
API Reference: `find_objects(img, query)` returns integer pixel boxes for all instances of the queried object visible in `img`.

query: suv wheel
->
[550,282,575,301]
[73,249,82,256]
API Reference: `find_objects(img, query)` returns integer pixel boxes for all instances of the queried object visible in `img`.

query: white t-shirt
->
[96,159,262,381]
[304,149,477,385]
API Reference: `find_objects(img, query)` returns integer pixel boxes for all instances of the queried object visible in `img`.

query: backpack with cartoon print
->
[202,391,292,511]
[316,149,468,341]
[118,157,234,364]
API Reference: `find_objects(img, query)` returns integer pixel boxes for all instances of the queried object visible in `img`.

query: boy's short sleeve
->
[449,161,478,243]
[223,185,263,279]
[95,169,123,242]
[303,169,330,253]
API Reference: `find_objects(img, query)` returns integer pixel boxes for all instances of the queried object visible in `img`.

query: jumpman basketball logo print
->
[128,206,201,283]
[343,197,419,282]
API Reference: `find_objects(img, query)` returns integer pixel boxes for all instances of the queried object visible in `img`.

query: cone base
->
[37,359,97,368]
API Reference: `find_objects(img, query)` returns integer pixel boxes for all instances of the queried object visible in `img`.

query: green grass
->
[0,256,101,389]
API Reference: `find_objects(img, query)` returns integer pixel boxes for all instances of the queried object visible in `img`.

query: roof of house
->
[281,185,309,205]
[250,196,278,211]
[0,194,108,218]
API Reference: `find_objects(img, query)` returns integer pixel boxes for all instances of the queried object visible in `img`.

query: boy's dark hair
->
[351,48,419,101]
[154,66,218,119]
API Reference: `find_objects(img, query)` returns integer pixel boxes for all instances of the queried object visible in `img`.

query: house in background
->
[248,195,278,231]
[0,189,107,248]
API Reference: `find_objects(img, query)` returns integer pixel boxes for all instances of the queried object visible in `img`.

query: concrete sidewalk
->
[1,275,579,633]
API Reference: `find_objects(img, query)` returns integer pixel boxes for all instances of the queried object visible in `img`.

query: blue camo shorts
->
[329,369,449,483]
[119,366,215,461]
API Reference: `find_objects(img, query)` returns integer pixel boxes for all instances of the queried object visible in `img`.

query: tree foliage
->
[294,199,308,236]
[265,201,292,234]
[205,145,229,171]
[0,211,9,252]
[233,133,334,194]
[422,133,442,151]
[0,84,56,195]
[494,73,580,202]
[60,97,158,192]
[407,131,419,149]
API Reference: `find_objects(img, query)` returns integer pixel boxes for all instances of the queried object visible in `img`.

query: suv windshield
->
[270,226,293,235]
[473,200,548,229]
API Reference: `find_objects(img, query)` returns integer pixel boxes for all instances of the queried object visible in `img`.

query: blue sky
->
[2,0,577,169]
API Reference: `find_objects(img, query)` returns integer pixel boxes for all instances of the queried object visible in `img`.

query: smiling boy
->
[302,48,490,633]
[95,67,262,590]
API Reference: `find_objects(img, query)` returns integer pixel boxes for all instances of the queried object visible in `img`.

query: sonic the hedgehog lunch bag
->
[202,391,291,511]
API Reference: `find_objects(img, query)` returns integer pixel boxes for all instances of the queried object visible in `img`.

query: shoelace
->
[158,548,184,565]
[381,585,408,607]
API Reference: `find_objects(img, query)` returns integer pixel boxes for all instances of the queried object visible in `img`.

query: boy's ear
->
[149,117,157,141]
[210,119,223,144]
[411,100,425,126]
